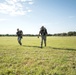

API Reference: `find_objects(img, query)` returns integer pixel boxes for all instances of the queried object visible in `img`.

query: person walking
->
[16,28,23,45]
[38,26,47,48]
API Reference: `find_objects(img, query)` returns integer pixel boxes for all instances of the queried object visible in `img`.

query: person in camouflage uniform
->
[38,26,47,48]
[16,28,23,45]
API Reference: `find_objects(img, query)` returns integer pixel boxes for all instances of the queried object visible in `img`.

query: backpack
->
[41,28,47,35]
[19,30,23,35]
[19,30,23,38]
[17,30,23,38]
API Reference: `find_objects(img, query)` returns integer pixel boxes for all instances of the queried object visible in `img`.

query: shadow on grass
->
[22,45,76,51]
[23,45,41,48]
[48,46,76,51]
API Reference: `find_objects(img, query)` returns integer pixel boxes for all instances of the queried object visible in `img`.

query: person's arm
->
[21,31,23,36]
[38,31,41,38]
[46,29,48,35]
[16,32,18,36]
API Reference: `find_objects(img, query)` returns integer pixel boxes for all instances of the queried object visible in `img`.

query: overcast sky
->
[0,0,76,34]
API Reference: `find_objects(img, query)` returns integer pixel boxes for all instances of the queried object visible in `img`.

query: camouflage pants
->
[41,35,46,47]
[17,36,22,45]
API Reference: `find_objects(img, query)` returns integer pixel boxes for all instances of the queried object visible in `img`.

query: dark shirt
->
[16,30,23,38]
[40,28,47,35]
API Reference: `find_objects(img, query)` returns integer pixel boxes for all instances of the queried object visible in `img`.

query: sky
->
[0,0,76,34]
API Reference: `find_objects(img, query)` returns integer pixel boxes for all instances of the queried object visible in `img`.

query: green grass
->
[0,36,76,75]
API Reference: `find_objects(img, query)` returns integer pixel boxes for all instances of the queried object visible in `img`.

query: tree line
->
[0,31,76,36]
[48,31,76,36]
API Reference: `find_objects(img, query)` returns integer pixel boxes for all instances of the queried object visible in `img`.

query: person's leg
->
[44,35,46,47]
[18,37,22,45]
[41,35,43,48]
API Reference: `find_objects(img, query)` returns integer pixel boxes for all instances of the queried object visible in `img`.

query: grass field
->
[0,36,76,75]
